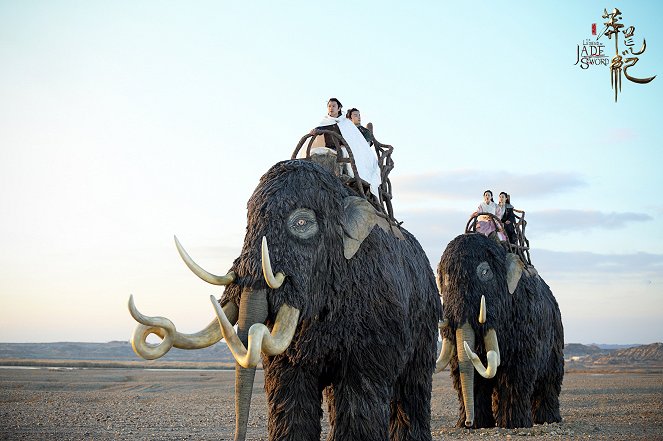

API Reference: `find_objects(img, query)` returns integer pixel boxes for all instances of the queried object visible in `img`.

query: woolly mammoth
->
[436,233,563,429]
[129,159,441,441]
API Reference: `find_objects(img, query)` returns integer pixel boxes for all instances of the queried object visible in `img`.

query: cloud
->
[645,204,663,216]
[532,249,663,277]
[396,208,659,277]
[395,170,587,200]
[527,210,652,234]
[188,209,659,282]
[398,207,652,246]
[603,127,638,144]
[398,208,468,255]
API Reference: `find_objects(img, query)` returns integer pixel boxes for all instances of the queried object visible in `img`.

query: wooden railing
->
[292,129,399,226]
[465,211,532,266]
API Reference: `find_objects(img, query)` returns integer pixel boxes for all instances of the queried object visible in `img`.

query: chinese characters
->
[597,8,656,102]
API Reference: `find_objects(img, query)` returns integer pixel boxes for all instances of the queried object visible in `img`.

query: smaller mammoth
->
[436,233,563,429]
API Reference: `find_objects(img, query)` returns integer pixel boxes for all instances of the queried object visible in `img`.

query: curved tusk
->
[463,328,500,379]
[128,295,239,360]
[435,337,455,373]
[210,296,300,368]
[261,236,285,289]
[174,235,236,285]
[478,295,486,324]
[129,295,175,360]
[484,328,501,366]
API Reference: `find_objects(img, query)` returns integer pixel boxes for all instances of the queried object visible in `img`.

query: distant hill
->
[564,342,663,372]
[591,342,663,365]
[589,343,642,350]
[2,341,661,371]
[0,341,235,364]
[563,343,608,358]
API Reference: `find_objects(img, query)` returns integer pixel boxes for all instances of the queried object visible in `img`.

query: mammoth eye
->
[287,208,319,239]
[476,261,493,282]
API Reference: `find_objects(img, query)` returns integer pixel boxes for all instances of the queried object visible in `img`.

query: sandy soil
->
[1,368,662,440]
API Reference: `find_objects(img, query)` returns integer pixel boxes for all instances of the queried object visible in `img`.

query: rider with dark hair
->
[499,192,517,244]
[473,190,506,241]
[328,97,342,115]
[346,108,374,146]
[311,98,343,147]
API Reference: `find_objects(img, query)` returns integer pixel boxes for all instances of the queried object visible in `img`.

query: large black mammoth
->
[436,233,564,429]
[128,159,442,441]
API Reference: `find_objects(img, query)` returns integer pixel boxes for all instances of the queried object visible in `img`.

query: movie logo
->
[574,40,609,69]
[575,8,656,102]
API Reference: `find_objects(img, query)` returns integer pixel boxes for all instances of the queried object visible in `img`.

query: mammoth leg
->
[472,340,496,428]
[473,377,495,428]
[389,375,433,440]
[263,356,323,441]
[328,377,391,441]
[531,351,563,424]
[389,331,434,441]
[493,371,535,428]
[531,378,562,424]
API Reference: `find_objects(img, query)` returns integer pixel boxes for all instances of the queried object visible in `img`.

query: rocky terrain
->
[1,341,661,439]
[1,368,661,440]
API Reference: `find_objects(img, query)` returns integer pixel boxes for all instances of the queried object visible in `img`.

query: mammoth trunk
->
[457,322,476,428]
[234,288,268,441]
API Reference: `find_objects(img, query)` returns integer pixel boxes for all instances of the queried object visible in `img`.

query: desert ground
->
[1,367,662,440]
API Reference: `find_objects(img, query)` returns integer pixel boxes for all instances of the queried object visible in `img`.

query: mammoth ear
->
[341,196,378,259]
[340,196,404,259]
[506,253,524,294]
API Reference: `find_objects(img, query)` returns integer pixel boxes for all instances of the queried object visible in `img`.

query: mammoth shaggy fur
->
[222,160,441,441]
[438,233,564,429]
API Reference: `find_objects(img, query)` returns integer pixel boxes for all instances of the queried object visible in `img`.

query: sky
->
[1,1,661,345]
